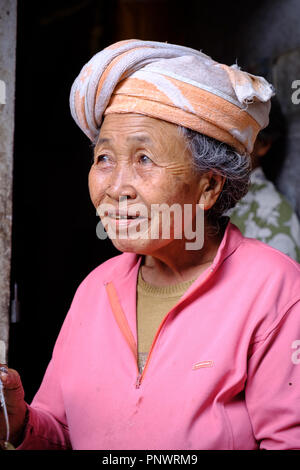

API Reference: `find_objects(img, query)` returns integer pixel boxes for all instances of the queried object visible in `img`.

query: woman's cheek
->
[88,168,106,207]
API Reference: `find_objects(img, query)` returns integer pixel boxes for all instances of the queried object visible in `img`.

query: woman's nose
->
[105,166,137,201]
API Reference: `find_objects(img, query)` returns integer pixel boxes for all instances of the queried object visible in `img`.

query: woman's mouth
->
[108,213,142,220]
[105,212,149,233]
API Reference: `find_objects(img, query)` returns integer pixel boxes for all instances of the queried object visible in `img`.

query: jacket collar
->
[105,218,244,286]
[103,219,245,345]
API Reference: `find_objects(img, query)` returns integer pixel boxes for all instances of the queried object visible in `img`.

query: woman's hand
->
[0,365,27,448]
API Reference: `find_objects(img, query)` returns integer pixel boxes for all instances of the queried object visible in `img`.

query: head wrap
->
[70,39,275,154]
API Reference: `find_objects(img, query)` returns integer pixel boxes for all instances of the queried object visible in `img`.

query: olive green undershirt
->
[136,269,195,373]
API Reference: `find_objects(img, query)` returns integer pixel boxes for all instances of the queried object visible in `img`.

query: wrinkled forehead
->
[94,113,193,164]
[96,113,183,146]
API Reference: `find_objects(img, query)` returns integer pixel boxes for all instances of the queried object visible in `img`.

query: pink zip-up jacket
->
[18,222,300,450]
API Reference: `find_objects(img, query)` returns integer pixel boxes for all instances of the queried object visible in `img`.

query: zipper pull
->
[135,373,142,389]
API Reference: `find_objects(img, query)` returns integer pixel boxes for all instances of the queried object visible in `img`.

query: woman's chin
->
[109,237,170,256]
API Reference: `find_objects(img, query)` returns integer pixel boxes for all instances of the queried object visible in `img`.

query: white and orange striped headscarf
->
[70,39,275,154]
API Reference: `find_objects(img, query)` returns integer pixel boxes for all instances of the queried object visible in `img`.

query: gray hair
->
[178,126,251,231]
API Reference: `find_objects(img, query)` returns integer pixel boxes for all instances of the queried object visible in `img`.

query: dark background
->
[8,0,296,402]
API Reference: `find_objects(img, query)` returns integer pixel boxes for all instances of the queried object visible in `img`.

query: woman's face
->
[89,113,210,255]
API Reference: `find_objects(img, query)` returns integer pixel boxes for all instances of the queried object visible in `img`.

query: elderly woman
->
[1,40,300,451]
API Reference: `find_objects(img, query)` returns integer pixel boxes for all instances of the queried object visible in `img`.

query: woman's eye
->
[138,154,152,164]
[95,154,110,164]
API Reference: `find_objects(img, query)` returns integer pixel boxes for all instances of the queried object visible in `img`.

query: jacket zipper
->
[135,309,176,388]
[106,267,215,390]
[135,373,142,388]
[135,267,215,388]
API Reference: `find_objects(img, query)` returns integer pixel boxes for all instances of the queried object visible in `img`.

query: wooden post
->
[0,0,17,362]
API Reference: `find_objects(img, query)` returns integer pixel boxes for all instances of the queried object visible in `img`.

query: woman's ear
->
[198,171,225,210]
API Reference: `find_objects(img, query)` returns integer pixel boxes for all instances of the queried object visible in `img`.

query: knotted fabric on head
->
[70,39,275,154]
